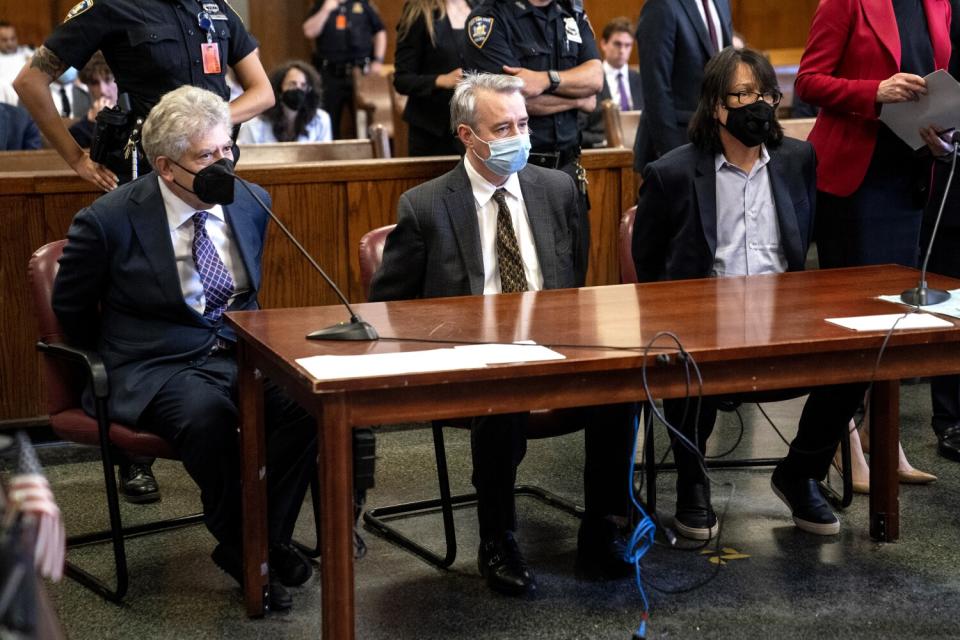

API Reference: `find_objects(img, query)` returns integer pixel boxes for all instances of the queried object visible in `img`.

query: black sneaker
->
[270,542,312,587]
[674,482,718,540]
[771,464,840,535]
[118,462,161,504]
[212,543,293,611]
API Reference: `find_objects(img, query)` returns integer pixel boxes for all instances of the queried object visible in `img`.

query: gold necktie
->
[492,188,528,293]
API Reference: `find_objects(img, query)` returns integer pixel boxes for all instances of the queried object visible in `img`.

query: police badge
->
[65,0,94,21]
[468,16,494,49]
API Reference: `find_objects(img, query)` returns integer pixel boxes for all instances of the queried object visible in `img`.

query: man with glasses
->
[632,47,867,539]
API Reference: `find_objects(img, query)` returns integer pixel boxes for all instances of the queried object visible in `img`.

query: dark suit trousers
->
[471,403,636,539]
[665,383,867,490]
[924,228,960,433]
[138,353,317,547]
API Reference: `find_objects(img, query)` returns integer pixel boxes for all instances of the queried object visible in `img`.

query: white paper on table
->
[296,348,489,381]
[878,290,960,320]
[825,313,953,332]
[453,342,566,364]
[879,70,960,150]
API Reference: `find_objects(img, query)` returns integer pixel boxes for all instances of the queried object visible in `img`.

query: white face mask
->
[469,127,532,176]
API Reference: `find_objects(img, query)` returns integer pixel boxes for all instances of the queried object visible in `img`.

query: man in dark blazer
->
[370,73,635,597]
[633,0,733,172]
[580,17,643,149]
[632,48,866,540]
[52,86,314,611]
[0,103,39,149]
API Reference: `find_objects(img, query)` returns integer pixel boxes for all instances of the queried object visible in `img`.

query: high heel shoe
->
[898,467,937,484]
[832,450,870,495]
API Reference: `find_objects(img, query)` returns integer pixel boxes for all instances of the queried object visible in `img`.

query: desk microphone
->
[900,132,959,307]
[233,174,379,341]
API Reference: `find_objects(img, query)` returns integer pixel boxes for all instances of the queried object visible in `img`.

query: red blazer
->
[796,0,952,197]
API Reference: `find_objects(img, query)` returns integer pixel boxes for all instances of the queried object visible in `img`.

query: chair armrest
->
[36,341,109,399]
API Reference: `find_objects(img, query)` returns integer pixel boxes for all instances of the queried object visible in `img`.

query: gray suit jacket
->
[369,160,578,300]
[633,0,733,172]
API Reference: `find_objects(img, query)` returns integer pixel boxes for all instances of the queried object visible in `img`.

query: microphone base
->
[306,320,380,341]
[900,287,951,306]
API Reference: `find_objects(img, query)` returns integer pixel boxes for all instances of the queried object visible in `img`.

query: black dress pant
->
[138,353,316,547]
[319,67,353,140]
[470,403,636,540]
[924,221,960,435]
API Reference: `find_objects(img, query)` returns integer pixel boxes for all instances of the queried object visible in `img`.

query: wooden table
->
[227,265,960,637]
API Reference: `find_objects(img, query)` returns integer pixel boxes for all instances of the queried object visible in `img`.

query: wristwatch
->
[546,69,561,94]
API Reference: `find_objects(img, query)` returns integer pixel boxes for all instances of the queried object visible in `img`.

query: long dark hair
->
[266,60,323,143]
[688,47,784,154]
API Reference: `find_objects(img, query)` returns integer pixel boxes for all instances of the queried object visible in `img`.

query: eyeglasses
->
[727,91,782,107]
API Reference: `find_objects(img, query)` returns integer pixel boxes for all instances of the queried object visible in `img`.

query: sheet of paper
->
[879,70,960,150]
[296,348,488,381]
[878,290,960,320]
[825,313,953,332]
[453,342,566,364]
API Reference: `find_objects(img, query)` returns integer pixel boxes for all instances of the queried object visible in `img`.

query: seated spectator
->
[0,21,32,91]
[580,17,643,149]
[0,102,40,149]
[68,52,118,148]
[632,47,866,539]
[237,60,332,144]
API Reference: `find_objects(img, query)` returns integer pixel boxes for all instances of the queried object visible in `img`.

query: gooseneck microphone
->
[901,132,960,307]
[234,174,379,341]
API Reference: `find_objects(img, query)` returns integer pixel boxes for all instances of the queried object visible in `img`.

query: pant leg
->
[663,396,719,489]
[471,413,527,539]
[580,403,638,519]
[924,228,960,434]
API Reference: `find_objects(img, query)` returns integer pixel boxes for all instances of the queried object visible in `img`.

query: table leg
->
[869,379,900,542]
[238,342,270,616]
[319,394,355,640]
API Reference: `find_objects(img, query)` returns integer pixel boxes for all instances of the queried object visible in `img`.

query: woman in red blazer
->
[796,0,951,488]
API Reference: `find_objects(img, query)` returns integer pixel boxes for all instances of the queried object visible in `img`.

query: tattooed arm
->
[13,46,118,191]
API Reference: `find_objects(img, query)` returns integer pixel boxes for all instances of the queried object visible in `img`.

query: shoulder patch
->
[64,0,94,22]
[468,16,494,49]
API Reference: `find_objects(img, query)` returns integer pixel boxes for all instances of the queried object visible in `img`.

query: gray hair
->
[141,86,231,166]
[449,72,525,133]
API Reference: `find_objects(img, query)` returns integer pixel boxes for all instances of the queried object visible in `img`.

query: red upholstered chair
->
[356,226,585,568]
[28,240,320,603]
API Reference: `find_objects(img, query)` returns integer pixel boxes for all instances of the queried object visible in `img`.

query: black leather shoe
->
[212,543,293,611]
[270,542,312,587]
[771,465,839,535]
[477,532,537,596]
[576,516,632,578]
[118,463,161,504]
[674,482,718,540]
[937,424,960,462]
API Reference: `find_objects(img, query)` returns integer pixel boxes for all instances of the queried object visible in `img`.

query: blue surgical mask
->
[57,67,78,85]
[470,128,531,176]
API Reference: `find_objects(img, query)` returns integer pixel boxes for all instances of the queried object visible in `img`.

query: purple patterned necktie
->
[617,72,631,111]
[701,0,720,54]
[191,210,235,321]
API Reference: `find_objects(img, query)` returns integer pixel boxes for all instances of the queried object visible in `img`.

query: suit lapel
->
[443,162,485,295]
[766,150,804,270]
[694,151,718,259]
[222,188,261,293]
[714,0,733,47]
[517,167,557,289]
[679,0,717,57]
[128,177,189,309]
[862,0,900,67]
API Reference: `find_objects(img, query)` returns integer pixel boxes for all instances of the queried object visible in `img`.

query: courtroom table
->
[227,265,960,637]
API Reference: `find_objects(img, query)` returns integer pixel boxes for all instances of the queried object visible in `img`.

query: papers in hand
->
[825,313,953,332]
[295,341,565,381]
[879,70,960,150]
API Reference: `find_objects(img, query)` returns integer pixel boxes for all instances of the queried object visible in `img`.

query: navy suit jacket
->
[0,103,41,150]
[52,174,270,425]
[633,0,732,172]
[632,137,817,282]
[369,160,578,300]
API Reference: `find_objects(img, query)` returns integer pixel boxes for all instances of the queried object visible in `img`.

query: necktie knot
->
[193,210,209,229]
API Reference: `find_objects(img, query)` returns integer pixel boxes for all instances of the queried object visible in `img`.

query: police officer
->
[462,0,602,286]
[303,0,387,139]
[14,0,273,191]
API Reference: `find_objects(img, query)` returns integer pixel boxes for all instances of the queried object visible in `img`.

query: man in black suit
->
[370,72,635,597]
[632,47,866,539]
[53,86,314,611]
[0,102,39,149]
[580,16,644,149]
[633,0,733,172]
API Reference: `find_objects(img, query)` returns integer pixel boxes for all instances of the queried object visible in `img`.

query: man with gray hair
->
[52,85,315,611]
[370,72,635,597]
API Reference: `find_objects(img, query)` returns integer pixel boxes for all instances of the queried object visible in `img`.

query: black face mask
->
[172,157,236,205]
[722,101,775,148]
[280,88,307,111]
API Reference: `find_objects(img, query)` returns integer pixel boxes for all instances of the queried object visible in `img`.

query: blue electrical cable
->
[625,408,656,638]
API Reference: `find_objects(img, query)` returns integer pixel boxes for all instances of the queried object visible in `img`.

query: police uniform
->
[308,0,385,139]
[463,0,598,285]
[45,0,258,178]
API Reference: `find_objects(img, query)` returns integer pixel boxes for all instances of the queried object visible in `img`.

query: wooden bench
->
[601,99,642,149]
[780,117,817,141]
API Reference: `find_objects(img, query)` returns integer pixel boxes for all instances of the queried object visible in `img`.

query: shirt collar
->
[462,156,523,208]
[158,175,225,232]
[715,144,770,175]
[603,60,627,77]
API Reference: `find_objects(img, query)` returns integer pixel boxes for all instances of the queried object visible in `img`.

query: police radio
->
[89,101,130,165]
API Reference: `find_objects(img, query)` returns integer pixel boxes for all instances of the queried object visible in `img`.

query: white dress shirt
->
[236,109,333,144]
[694,0,724,51]
[158,176,250,315]
[462,158,544,294]
[603,60,634,111]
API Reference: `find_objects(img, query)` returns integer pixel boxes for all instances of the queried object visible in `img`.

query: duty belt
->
[527,147,580,170]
